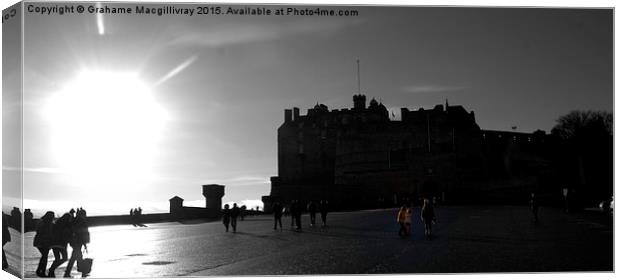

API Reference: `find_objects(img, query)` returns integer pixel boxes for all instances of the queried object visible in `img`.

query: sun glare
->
[45,71,168,192]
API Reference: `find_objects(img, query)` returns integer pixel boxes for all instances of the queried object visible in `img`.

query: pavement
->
[2,205,613,278]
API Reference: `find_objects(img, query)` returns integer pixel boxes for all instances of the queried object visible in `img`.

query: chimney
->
[284,109,292,122]
[293,107,300,121]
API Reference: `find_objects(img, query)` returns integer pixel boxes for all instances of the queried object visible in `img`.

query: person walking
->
[230,203,240,233]
[136,207,143,225]
[319,200,329,227]
[530,192,539,224]
[421,199,436,240]
[48,213,72,277]
[272,202,283,231]
[396,206,407,237]
[34,211,55,277]
[222,204,231,232]
[307,201,317,227]
[404,206,413,236]
[294,200,302,231]
[63,209,90,278]
[240,206,246,221]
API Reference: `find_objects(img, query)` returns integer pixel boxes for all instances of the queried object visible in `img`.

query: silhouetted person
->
[240,205,246,221]
[421,199,436,240]
[307,201,317,227]
[222,204,231,232]
[3,213,10,270]
[24,209,35,232]
[64,209,90,278]
[530,193,539,224]
[272,202,283,230]
[397,206,407,237]
[230,203,240,233]
[136,207,143,225]
[34,211,55,277]
[10,207,21,231]
[289,200,296,228]
[319,200,329,227]
[130,208,135,226]
[294,201,302,231]
[48,213,72,277]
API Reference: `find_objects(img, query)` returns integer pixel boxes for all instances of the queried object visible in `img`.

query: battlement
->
[281,95,475,126]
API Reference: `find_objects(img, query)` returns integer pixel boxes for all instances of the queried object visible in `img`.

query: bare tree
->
[551,110,612,140]
[550,110,612,205]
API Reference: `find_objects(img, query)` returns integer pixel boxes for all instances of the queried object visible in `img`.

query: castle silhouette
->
[262,95,550,211]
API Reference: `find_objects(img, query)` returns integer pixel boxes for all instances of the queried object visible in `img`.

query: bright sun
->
[45,71,168,192]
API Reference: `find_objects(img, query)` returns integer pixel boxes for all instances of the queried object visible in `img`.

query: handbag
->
[77,247,93,274]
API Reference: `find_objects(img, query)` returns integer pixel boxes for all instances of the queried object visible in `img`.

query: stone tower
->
[353,94,366,110]
[169,196,184,219]
[203,184,225,216]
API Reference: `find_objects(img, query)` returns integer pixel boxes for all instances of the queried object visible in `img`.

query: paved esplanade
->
[12,206,612,277]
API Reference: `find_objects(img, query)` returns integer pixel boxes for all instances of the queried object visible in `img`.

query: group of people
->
[129,207,144,226]
[221,203,242,233]
[220,200,330,233]
[396,198,437,239]
[272,200,329,231]
[33,208,90,278]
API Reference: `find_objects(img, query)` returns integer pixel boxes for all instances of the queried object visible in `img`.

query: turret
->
[203,184,225,210]
[353,94,366,110]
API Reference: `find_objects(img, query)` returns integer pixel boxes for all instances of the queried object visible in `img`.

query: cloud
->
[169,18,365,48]
[403,85,466,94]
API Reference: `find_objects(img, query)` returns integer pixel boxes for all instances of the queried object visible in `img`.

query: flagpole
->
[356,59,361,95]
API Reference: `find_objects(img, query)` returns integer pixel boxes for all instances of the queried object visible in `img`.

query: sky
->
[2,2,613,216]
